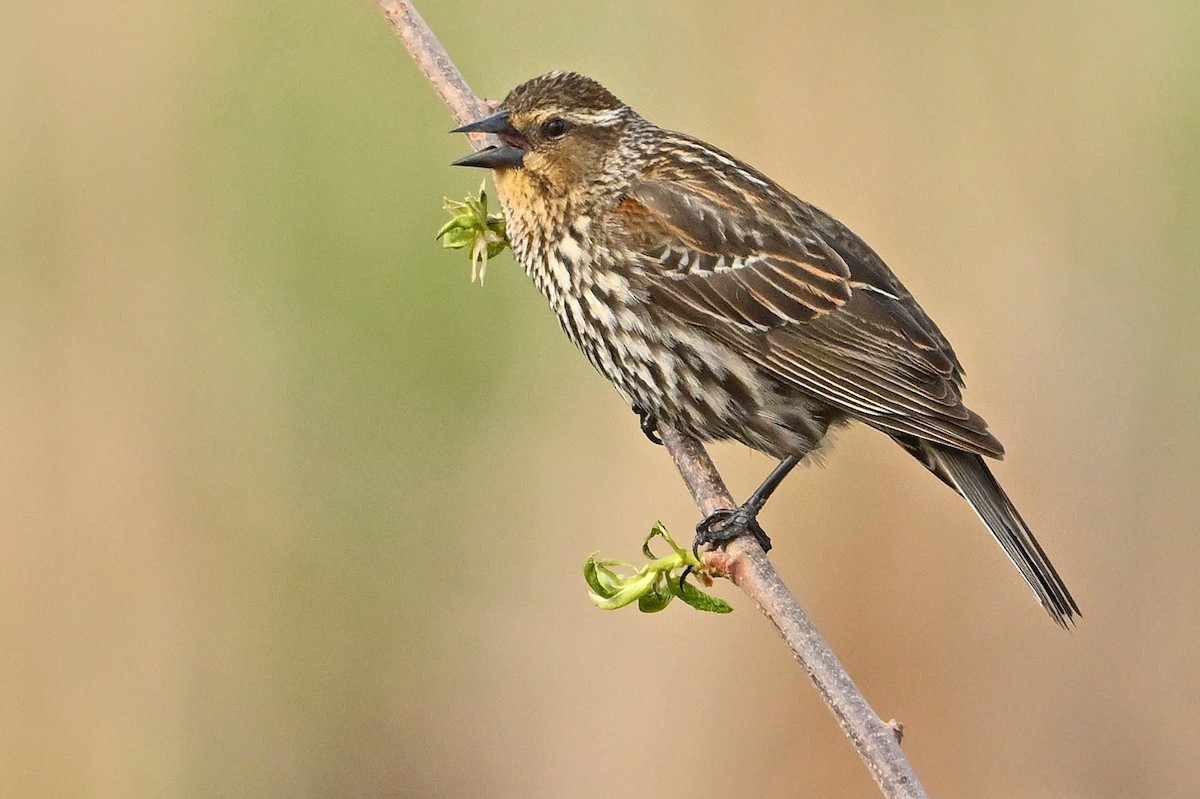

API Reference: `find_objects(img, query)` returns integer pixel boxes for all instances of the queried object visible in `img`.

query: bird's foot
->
[693,505,773,555]
[680,504,772,590]
[632,404,662,446]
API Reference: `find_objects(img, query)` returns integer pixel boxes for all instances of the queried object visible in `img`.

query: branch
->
[659,426,922,796]
[376,3,929,797]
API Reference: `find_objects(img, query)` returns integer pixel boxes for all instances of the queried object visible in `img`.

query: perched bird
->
[451,71,1078,626]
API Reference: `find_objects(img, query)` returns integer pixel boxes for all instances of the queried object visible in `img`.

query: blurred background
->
[3,1,1198,796]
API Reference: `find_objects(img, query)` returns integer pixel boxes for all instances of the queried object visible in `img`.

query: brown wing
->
[619,178,853,327]
[617,170,1003,458]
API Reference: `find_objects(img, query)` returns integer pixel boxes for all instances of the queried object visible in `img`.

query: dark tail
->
[897,437,1080,627]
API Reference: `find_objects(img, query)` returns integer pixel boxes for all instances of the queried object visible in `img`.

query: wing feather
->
[613,162,1002,458]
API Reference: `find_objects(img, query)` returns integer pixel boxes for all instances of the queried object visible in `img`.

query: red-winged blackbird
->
[452,72,1078,626]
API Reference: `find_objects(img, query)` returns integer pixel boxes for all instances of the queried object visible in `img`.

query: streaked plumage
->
[452,71,1078,626]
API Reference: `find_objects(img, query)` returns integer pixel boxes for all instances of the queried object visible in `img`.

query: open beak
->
[451,111,526,169]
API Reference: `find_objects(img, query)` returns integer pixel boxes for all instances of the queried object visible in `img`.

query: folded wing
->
[617,169,1003,457]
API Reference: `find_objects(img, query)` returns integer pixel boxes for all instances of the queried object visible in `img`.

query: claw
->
[632,404,662,446]
[693,506,773,554]
[680,506,772,592]
[678,563,694,593]
[687,454,799,559]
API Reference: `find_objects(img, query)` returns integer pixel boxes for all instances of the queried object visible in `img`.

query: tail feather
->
[900,438,1080,627]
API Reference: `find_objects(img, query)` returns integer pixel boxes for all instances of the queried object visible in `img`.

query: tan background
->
[3,1,1198,796]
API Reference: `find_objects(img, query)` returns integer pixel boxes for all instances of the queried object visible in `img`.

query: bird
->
[450,71,1079,626]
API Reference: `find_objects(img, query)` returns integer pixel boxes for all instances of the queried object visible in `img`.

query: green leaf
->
[436,184,511,284]
[583,555,615,599]
[438,225,476,251]
[590,571,658,610]
[637,575,674,613]
[584,521,733,614]
[587,558,632,599]
[642,527,661,559]
[673,576,734,614]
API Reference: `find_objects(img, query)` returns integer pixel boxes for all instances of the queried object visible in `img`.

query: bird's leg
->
[632,403,662,446]
[693,454,803,556]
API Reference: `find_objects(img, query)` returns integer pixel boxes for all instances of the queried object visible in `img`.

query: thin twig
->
[376,3,929,797]
[659,425,926,797]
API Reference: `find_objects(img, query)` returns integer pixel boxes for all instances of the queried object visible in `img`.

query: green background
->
[3,1,1198,796]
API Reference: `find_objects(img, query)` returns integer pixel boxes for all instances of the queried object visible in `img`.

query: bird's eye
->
[541,117,569,139]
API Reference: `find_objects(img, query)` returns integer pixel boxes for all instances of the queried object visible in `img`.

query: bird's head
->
[452,72,636,195]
